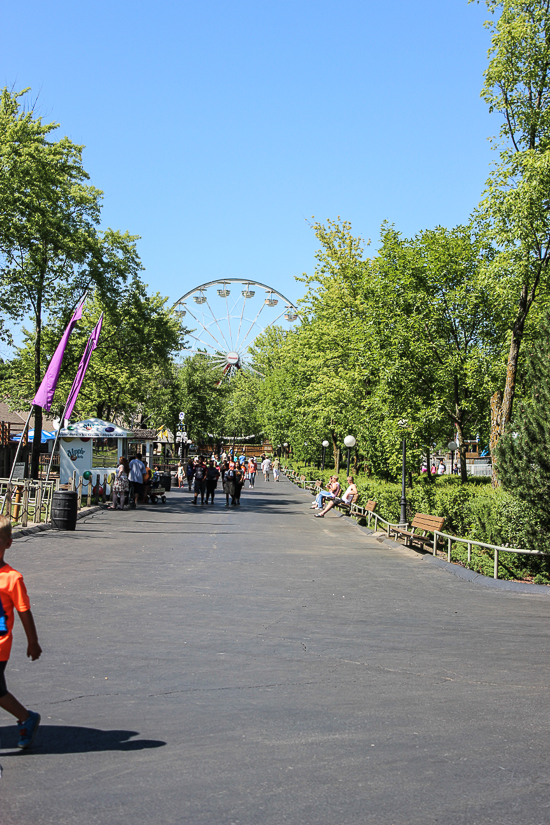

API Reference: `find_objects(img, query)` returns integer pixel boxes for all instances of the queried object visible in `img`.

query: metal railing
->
[283,467,545,582]
[0,478,58,526]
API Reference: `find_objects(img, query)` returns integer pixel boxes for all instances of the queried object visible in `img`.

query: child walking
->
[0,515,42,749]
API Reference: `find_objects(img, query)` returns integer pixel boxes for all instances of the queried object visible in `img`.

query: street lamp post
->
[321,440,329,471]
[344,435,356,477]
[398,419,408,525]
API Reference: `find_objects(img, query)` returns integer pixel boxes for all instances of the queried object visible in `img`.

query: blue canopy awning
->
[12,429,56,444]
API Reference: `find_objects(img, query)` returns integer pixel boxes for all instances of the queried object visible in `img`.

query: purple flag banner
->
[32,299,85,411]
[64,314,103,421]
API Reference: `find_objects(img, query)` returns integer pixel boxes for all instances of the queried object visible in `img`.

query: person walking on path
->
[205,460,220,504]
[0,515,42,751]
[185,459,195,491]
[110,456,129,510]
[235,462,245,505]
[224,461,237,506]
[261,456,271,482]
[129,453,146,508]
[247,457,257,489]
[193,456,207,505]
[273,457,280,482]
[177,461,184,488]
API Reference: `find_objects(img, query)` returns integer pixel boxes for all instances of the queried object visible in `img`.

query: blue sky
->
[2,0,495,318]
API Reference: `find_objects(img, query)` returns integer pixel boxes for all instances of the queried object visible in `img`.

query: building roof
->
[0,401,56,431]
[131,429,158,441]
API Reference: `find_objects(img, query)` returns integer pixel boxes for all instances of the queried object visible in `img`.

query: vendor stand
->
[57,418,131,487]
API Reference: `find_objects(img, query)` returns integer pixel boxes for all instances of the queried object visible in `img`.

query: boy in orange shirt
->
[0,514,42,749]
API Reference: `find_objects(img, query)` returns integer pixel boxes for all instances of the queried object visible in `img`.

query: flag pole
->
[45,401,69,483]
[45,312,103,482]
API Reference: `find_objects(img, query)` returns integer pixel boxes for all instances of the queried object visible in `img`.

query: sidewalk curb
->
[287,476,550,596]
[12,505,104,540]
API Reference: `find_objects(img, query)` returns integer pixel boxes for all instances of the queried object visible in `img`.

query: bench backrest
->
[411,513,445,533]
[365,500,377,512]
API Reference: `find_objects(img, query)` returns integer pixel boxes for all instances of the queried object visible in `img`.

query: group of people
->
[109,453,169,509]
[175,452,280,506]
[420,460,459,476]
[310,475,358,518]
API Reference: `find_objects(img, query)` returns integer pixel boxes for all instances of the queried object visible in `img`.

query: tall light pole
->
[344,435,356,477]
[398,419,408,525]
[321,439,329,471]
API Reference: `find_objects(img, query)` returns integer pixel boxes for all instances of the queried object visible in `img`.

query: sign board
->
[179,412,185,421]
[12,462,26,479]
[60,437,93,485]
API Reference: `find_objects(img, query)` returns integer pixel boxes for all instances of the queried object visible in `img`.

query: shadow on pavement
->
[0,725,166,755]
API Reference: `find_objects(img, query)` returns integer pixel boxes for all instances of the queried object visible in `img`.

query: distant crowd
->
[107,451,281,510]
[177,451,280,507]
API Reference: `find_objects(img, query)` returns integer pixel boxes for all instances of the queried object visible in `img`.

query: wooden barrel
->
[51,490,78,530]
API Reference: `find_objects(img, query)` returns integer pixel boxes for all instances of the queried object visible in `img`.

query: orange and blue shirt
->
[0,564,31,662]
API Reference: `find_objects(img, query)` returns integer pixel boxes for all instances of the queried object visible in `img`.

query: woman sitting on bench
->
[314,477,357,518]
[310,476,341,510]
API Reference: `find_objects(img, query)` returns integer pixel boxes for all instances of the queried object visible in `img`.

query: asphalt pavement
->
[2,473,550,825]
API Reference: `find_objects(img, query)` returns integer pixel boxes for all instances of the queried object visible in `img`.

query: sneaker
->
[17,711,40,749]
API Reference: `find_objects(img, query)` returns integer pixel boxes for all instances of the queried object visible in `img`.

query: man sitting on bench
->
[314,476,357,518]
[310,476,341,510]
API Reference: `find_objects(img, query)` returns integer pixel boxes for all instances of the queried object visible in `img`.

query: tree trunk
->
[331,430,339,473]
[455,420,468,484]
[490,389,503,487]
[490,291,530,485]
[425,446,432,482]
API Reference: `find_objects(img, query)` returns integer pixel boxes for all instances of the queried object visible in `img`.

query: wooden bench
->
[335,491,360,514]
[392,514,445,549]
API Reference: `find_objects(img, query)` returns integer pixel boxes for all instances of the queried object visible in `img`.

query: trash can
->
[160,472,171,492]
[51,490,78,530]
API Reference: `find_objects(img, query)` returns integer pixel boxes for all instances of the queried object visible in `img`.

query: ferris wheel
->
[172,279,299,377]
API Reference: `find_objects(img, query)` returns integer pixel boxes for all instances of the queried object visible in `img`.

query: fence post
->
[448,537,452,563]
[494,548,499,579]
[21,480,29,527]
[467,542,471,564]
[433,533,437,556]
[77,476,83,510]
[34,481,43,524]
[86,478,92,508]
[102,474,107,504]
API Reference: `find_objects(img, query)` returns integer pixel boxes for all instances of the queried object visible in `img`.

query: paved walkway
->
[2,474,550,824]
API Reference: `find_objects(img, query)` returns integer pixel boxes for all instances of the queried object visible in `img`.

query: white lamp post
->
[321,439,329,471]
[344,435,356,476]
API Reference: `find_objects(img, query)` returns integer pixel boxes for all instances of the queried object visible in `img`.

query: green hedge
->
[282,461,550,583]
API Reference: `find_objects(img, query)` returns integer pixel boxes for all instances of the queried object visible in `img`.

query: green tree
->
[0,87,141,476]
[176,353,228,449]
[496,312,550,545]
[473,0,550,468]
[6,280,186,425]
